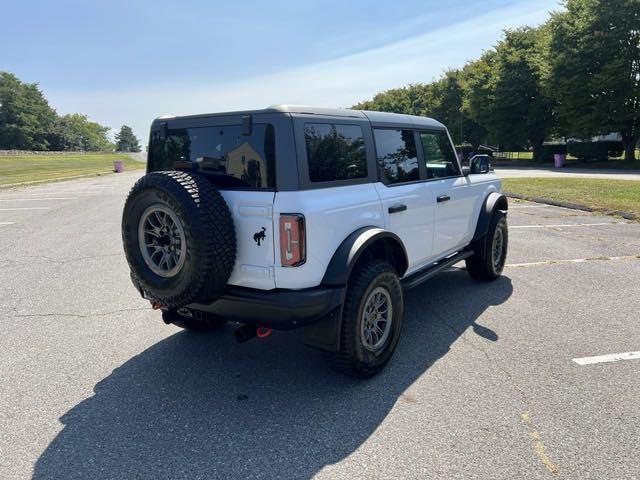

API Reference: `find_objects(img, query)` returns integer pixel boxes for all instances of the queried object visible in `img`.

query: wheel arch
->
[306,227,407,353]
[321,227,408,287]
[472,192,508,243]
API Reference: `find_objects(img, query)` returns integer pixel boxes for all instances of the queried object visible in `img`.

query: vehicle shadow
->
[33,270,512,480]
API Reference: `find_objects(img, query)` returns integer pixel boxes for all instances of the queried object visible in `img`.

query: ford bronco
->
[121,105,508,377]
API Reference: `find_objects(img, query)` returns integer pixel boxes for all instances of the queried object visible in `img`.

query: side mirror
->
[470,154,491,174]
[462,166,471,176]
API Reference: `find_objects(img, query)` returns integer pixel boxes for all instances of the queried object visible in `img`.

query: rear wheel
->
[324,261,403,378]
[162,309,226,332]
[466,210,508,281]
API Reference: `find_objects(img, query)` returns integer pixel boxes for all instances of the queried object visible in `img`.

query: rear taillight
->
[279,214,306,267]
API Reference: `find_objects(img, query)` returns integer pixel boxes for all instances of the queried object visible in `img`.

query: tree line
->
[0,71,141,152]
[353,0,640,162]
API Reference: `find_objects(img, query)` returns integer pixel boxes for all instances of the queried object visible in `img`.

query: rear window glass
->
[148,124,276,190]
[374,129,419,184]
[304,123,367,183]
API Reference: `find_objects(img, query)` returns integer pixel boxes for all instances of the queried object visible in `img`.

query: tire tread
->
[324,261,402,378]
[122,171,236,308]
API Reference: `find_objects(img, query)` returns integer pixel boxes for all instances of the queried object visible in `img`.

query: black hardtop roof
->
[152,105,446,130]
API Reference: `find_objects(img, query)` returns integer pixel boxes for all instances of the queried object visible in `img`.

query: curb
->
[0,171,114,190]
[503,191,638,221]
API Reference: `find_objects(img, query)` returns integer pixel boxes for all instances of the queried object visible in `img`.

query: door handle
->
[436,195,451,203]
[388,204,407,214]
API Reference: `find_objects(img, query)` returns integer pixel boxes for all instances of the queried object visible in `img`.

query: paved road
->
[496,166,640,181]
[1,172,639,479]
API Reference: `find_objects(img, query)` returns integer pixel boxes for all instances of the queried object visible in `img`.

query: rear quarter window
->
[148,124,276,190]
[304,123,367,183]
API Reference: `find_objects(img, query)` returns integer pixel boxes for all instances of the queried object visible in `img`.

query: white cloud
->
[46,0,557,143]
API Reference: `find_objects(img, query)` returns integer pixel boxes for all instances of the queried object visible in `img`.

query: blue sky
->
[2,0,559,143]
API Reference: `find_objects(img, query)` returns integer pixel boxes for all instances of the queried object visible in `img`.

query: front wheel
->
[324,261,403,378]
[466,210,508,281]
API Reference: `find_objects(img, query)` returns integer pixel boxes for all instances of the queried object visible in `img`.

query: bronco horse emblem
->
[253,227,266,246]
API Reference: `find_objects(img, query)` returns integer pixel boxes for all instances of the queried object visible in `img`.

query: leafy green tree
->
[353,84,430,115]
[115,125,141,152]
[49,113,113,151]
[0,71,57,150]
[548,0,640,161]
[461,52,499,145]
[428,70,487,147]
[353,74,486,147]
[463,27,554,158]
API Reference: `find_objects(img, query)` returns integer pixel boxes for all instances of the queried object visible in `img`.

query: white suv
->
[122,105,508,377]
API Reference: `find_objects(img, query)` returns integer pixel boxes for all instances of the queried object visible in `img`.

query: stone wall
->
[0,150,97,156]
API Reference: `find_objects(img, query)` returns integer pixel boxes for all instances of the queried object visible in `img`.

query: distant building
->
[226,142,267,188]
[197,142,268,189]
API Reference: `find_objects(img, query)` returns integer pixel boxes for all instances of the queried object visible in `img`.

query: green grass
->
[563,157,640,170]
[502,177,640,217]
[501,151,534,160]
[0,152,145,186]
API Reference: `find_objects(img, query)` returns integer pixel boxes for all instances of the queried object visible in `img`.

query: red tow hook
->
[234,325,272,343]
[150,301,164,310]
[256,326,273,338]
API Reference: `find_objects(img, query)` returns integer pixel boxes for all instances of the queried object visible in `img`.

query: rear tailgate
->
[220,190,276,289]
[148,114,284,290]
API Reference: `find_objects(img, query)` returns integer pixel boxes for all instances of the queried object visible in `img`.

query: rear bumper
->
[188,285,344,330]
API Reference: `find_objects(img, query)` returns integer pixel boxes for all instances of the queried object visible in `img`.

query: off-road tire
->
[162,310,227,332]
[466,210,508,281]
[122,171,236,308]
[324,261,403,378]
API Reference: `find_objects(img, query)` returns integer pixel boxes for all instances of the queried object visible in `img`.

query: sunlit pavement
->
[1,173,639,479]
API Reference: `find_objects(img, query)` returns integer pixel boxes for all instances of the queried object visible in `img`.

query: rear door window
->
[304,123,367,183]
[148,124,276,190]
[419,131,461,179]
[373,129,420,184]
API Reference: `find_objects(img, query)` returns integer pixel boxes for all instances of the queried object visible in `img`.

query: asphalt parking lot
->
[1,172,639,480]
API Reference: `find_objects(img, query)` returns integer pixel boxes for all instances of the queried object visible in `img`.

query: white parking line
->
[0,222,15,226]
[510,222,625,229]
[573,351,640,365]
[16,189,102,193]
[0,197,78,201]
[2,189,96,193]
[506,254,639,268]
[0,207,50,211]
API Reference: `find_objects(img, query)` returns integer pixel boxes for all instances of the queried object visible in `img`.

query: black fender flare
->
[304,227,408,352]
[472,192,509,243]
[321,227,408,287]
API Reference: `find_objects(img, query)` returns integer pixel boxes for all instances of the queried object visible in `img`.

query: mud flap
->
[303,306,343,352]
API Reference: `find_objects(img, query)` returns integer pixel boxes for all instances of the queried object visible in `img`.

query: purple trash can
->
[113,160,124,173]
[553,154,565,168]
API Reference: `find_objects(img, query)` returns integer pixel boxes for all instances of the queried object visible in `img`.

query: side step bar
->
[401,250,473,290]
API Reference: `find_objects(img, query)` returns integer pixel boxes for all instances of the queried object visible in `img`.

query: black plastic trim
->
[188,285,344,330]
[388,204,407,214]
[401,250,473,290]
[472,192,509,242]
[321,227,408,286]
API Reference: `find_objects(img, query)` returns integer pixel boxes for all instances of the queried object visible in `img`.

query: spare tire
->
[122,171,236,308]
